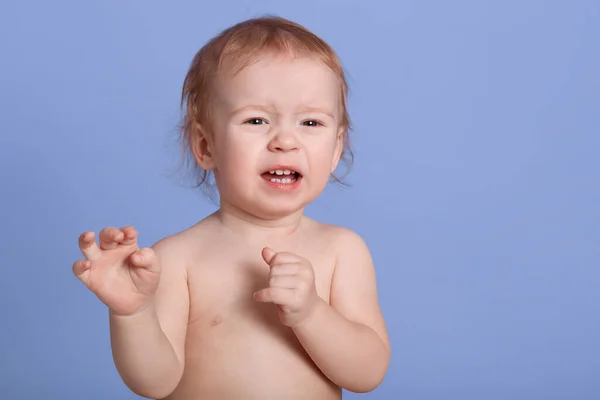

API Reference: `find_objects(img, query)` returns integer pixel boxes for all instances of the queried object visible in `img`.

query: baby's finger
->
[129,247,159,272]
[119,226,138,246]
[99,227,123,250]
[261,248,302,266]
[72,259,91,280]
[269,262,299,276]
[269,275,298,289]
[261,247,277,265]
[253,287,294,305]
[78,232,102,260]
[268,251,303,266]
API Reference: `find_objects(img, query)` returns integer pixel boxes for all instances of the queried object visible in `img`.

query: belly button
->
[210,315,223,327]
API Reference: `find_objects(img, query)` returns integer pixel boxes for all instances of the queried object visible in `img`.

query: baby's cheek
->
[315,152,338,178]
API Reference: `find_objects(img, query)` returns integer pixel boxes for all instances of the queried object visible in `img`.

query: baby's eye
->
[245,118,268,125]
[301,120,322,127]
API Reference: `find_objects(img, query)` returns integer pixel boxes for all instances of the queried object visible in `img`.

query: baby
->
[73,16,390,399]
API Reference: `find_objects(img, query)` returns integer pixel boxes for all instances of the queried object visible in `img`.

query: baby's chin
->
[221,194,308,222]
[215,177,324,220]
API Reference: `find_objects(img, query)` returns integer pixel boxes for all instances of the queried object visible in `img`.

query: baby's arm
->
[292,229,390,393]
[110,236,189,399]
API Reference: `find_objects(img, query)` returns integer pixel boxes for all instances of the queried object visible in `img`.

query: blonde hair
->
[178,16,353,192]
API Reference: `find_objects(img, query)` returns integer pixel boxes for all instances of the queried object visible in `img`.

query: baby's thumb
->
[261,247,277,266]
[130,248,159,272]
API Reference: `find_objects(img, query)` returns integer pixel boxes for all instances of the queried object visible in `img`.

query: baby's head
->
[179,16,353,218]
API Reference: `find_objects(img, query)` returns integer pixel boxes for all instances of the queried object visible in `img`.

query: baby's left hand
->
[254,247,321,327]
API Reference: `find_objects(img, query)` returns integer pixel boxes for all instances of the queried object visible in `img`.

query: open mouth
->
[260,168,302,185]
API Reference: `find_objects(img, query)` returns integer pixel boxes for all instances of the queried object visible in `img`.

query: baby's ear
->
[330,127,345,173]
[191,125,215,170]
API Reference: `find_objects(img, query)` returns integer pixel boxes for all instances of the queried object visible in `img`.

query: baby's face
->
[207,54,343,218]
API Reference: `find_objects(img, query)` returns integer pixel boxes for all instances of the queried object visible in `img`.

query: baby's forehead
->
[213,81,340,118]
[221,53,336,79]
[215,55,340,95]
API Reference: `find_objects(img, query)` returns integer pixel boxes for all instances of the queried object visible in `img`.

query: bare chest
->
[169,242,339,399]
[187,242,334,329]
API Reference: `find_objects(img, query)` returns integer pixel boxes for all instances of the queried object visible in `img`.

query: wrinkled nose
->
[267,130,299,152]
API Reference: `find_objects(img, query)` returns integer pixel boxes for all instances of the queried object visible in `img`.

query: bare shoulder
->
[323,223,390,350]
[150,215,217,270]
[300,220,373,267]
[151,231,191,268]
[323,225,376,282]
[306,221,371,259]
[331,225,371,255]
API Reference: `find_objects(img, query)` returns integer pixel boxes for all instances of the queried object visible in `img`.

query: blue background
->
[1,0,598,398]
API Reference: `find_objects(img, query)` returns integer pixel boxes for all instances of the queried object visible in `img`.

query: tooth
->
[283,170,291,175]
[269,170,275,174]
[275,170,283,175]
[270,177,295,184]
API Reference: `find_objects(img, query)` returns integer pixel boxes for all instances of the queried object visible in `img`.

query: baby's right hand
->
[73,226,161,316]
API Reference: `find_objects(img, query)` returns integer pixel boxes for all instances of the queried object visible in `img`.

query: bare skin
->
[75,210,389,399]
[73,54,390,399]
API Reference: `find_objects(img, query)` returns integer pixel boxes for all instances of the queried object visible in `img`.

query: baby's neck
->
[214,202,305,238]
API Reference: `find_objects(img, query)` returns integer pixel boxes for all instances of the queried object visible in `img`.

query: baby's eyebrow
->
[228,104,336,119]
[229,104,276,117]
[295,106,335,119]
